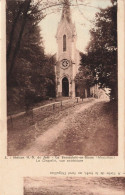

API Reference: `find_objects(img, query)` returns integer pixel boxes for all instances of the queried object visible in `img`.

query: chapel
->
[55,0,80,97]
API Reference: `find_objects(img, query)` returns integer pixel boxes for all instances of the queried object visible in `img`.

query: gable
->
[56,19,76,39]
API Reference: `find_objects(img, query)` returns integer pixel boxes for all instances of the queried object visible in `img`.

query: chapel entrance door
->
[62,77,69,97]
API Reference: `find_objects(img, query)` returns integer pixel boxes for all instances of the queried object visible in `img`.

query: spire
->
[61,0,72,23]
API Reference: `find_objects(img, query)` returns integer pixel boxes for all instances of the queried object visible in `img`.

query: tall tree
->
[80,0,117,100]
[6,0,47,79]
[7,0,56,113]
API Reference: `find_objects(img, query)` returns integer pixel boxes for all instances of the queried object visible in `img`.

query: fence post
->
[53,103,55,110]
[31,110,34,125]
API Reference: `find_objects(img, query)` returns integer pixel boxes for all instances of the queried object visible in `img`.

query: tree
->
[75,53,94,97]
[7,0,56,113]
[6,0,48,79]
[80,0,117,100]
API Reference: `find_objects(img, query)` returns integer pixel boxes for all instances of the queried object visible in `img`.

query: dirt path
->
[49,100,117,156]
[20,99,99,156]
[19,98,117,156]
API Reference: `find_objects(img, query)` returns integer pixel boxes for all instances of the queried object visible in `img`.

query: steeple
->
[61,0,72,23]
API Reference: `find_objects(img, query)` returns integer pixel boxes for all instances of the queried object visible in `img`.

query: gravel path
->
[20,98,117,156]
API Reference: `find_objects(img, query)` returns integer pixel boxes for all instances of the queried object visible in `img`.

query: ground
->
[24,177,125,195]
[8,98,118,156]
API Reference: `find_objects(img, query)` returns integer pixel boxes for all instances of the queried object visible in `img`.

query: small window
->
[63,35,66,51]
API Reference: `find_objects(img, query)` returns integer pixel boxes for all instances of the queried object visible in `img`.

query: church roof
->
[56,0,76,38]
[61,0,72,23]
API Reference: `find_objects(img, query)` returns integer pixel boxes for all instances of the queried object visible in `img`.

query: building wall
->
[90,85,110,100]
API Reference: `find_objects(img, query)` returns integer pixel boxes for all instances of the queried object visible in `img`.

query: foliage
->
[75,53,94,97]
[7,0,56,113]
[79,1,117,100]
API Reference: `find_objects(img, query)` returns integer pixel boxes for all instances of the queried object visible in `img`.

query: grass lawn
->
[7,96,71,116]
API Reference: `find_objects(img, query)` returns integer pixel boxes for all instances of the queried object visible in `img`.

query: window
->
[63,35,66,51]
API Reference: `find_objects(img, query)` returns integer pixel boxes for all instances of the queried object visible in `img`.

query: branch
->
[75,0,94,23]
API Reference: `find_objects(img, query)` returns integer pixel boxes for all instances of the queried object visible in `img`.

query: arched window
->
[63,35,66,51]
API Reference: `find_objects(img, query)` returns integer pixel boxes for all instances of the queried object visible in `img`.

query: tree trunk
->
[7,0,31,80]
[7,2,24,63]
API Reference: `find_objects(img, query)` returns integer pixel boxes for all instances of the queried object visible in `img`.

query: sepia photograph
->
[7,0,118,156]
[24,177,125,195]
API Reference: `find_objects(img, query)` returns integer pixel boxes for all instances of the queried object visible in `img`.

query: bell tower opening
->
[62,77,69,96]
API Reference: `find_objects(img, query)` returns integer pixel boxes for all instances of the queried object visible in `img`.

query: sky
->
[39,0,112,55]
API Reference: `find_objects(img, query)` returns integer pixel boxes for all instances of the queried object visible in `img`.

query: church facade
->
[55,1,80,98]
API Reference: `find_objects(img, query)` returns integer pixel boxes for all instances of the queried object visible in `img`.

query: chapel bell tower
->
[55,0,80,97]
